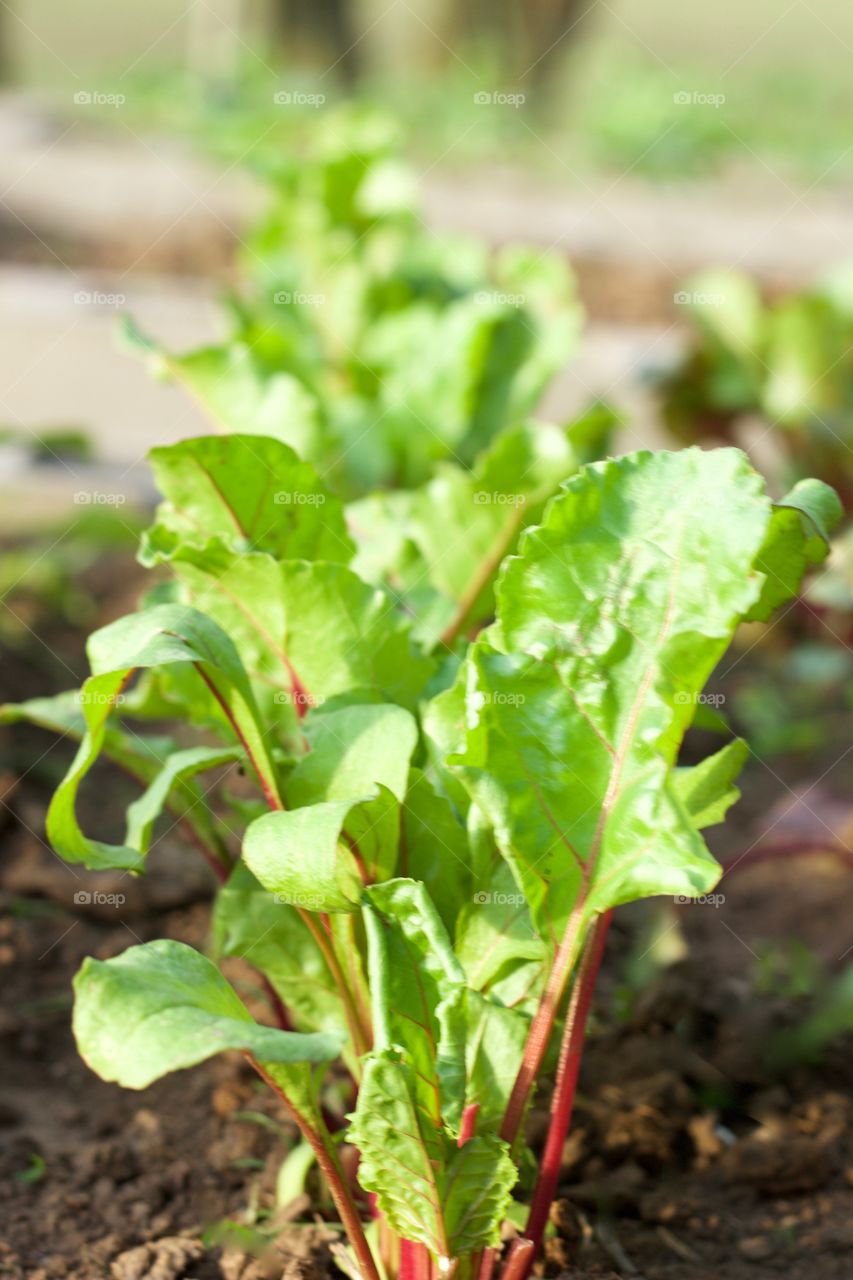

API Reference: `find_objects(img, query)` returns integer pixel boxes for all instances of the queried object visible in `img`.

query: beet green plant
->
[6,429,840,1279]
[122,107,583,499]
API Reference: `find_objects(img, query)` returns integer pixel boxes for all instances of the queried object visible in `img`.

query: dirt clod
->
[110,1237,205,1280]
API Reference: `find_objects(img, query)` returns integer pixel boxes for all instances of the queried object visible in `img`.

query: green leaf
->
[464,992,529,1131]
[212,863,346,1037]
[748,478,843,621]
[363,878,466,1129]
[348,1053,516,1261]
[166,552,434,721]
[243,800,365,914]
[122,744,240,849]
[405,421,579,645]
[672,739,748,830]
[347,421,579,647]
[0,691,229,860]
[447,449,786,943]
[121,318,327,461]
[46,605,281,869]
[282,704,418,884]
[287,704,417,807]
[400,770,473,937]
[761,295,845,425]
[73,939,344,1089]
[455,850,545,998]
[141,434,354,567]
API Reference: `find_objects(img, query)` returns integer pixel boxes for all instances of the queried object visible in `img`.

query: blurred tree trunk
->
[519,0,592,85]
[453,0,592,87]
[270,0,361,83]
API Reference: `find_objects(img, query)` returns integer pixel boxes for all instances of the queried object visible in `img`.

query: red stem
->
[400,1239,432,1280]
[458,1102,480,1147]
[247,1054,381,1280]
[499,905,585,1147]
[511,912,612,1279]
[721,838,853,876]
[499,1240,534,1280]
[260,974,293,1031]
[195,665,283,810]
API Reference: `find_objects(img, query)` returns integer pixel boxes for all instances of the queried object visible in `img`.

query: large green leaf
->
[73,939,344,1089]
[141,434,354,567]
[46,605,280,870]
[445,449,815,944]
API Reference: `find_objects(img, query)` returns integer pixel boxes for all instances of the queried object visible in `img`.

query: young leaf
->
[400,770,473,936]
[747,477,842,620]
[363,878,467,1128]
[346,421,579,647]
[286,704,417,807]
[672,738,748,830]
[243,800,365,913]
[47,605,281,869]
[73,939,344,1089]
[0,692,229,864]
[121,318,327,461]
[455,852,545,998]
[349,1053,516,1261]
[141,434,355,567]
[464,992,529,1130]
[123,745,242,853]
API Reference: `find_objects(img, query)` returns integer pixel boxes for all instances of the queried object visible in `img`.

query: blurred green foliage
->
[124,106,584,499]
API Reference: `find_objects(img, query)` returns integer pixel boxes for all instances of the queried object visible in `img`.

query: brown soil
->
[2,555,852,1280]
